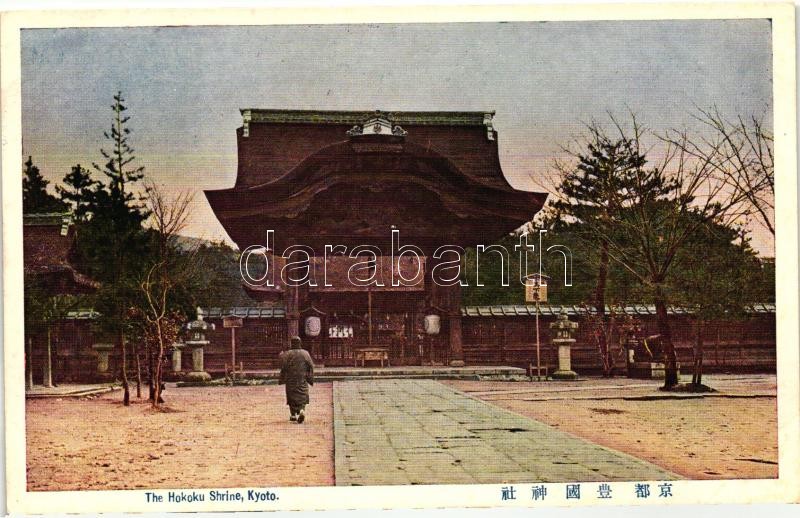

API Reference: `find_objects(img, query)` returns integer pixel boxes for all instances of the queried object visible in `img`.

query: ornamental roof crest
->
[346,111,408,138]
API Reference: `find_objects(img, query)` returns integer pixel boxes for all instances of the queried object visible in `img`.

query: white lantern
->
[305,316,321,337]
[424,314,441,335]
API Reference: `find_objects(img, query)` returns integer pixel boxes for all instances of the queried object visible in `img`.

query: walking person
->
[278,336,314,423]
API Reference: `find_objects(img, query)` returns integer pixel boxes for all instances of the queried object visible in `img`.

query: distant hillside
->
[169,235,256,307]
[172,234,236,252]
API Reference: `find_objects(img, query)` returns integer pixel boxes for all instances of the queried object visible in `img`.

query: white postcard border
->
[2,2,798,513]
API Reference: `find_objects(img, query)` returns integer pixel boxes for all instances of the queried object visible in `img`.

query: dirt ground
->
[446,374,778,480]
[26,384,334,491]
[26,375,778,490]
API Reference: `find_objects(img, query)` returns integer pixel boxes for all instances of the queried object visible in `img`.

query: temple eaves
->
[240,109,497,140]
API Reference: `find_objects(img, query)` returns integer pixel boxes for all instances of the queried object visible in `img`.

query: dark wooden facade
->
[28,305,776,383]
[198,305,776,374]
[26,313,99,384]
[459,306,776,374]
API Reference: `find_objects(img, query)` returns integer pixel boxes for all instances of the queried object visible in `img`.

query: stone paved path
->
[334,379,677,486]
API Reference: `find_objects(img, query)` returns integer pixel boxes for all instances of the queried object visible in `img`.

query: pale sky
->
[21,20,774,254]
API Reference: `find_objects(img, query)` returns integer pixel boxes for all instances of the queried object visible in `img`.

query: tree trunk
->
[147,339,156,401]
[692,320,704,387]
[134,342,142,399]
[44,327,54,388]
[595,240,612,376]
[119,328,130,406]
[654,286,679,388]
[152,320,165,409]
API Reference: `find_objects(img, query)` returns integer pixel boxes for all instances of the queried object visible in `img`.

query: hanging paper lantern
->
[305,316,321,337]
[424,314,441,335]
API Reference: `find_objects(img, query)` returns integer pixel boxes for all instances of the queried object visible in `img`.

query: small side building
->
[24,213,99,385]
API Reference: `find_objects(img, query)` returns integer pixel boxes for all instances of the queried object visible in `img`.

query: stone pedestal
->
[92,343,115,381]
[551,342,578,380]
[185,343,211,382]
[648,362,681,380]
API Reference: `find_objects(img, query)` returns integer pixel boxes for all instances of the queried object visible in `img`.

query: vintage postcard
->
[2,2,798,514]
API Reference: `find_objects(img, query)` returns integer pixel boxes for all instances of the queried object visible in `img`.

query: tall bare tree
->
[560,114,752,388]
[139,182,195,408]
[552,114,749,389]
[664,106,774,236]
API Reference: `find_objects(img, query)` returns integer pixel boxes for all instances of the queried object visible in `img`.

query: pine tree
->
[79,91,150,406]
[58,164,97,221]
[91,91,147,219]
[565,116,755,388]
[550,121,677,376]
[22,156,66,214]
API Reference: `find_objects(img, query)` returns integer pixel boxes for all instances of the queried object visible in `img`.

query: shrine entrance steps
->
[216,366,526,382]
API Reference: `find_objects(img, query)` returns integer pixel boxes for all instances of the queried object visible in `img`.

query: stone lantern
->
[184,309,214,382]
[91,343,115,381]
[620,316,643,377]
[549,310,579,380]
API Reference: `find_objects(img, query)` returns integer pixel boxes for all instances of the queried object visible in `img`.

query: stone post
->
[171,343,184,373]
[92,343,115,381]
[43,330,54,388]
[549,311,579,380]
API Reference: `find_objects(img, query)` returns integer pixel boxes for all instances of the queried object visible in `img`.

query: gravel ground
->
[445,374,778,480]
[26,384,334,491]
[25,375,777,490]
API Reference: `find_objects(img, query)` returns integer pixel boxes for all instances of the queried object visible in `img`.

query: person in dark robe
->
[278,336,314,423]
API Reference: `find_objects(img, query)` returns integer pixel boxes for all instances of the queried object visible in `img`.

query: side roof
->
[23,212,99,291]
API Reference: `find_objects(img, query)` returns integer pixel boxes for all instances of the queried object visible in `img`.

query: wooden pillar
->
[426,255,466,367]
[286,283,300,342]
[449,314,465,367]
[446,282,465,367]
[43,328,54,388]
[26,337,34,390]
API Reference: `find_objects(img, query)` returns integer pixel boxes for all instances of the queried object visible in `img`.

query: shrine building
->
[204,109,547,367]
[21,112,777,384]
